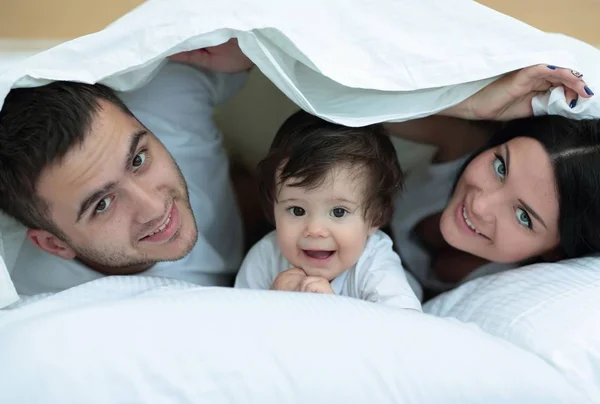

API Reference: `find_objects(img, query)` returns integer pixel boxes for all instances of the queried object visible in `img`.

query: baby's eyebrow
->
[279,198,303,204]
[328,197,358,205]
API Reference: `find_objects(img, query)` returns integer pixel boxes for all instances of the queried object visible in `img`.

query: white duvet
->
[0,276,590,403]
[1,0,600,402]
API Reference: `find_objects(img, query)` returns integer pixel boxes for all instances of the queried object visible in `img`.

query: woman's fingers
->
[519,64,594,109]
[564,87,579,108]
[531,65,593,97]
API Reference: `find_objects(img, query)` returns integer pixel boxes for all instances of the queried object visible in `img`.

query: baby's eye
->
[289,207,306,216]
[330,207,348,218]
[132,151,146,170]
[95,197,112,214]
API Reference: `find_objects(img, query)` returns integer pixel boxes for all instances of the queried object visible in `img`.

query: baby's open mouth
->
[303,250,335,260]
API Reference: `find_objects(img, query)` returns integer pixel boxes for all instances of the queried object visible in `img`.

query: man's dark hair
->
[258,110,403,228]
[0,81,133,236]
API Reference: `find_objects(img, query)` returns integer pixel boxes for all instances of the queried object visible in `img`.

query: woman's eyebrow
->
[518,198,548,229]
[504,143,511,176]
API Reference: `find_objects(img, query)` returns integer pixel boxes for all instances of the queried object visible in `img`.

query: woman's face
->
[440,137,560,263]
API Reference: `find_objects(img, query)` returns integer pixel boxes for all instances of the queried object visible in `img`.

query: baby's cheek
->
[339,235,368,265]
[278,238,296,261]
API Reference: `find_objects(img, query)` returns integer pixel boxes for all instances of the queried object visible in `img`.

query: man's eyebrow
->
[76,181,117,223]
[518,198,547,229]
[75,130,148,223]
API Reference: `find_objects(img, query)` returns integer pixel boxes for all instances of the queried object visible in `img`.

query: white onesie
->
[390,157,516,293]
[235,230,422,311]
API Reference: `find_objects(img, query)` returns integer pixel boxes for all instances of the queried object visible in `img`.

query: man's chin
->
[150,227,198,263]
[75,256,155,276]
[73,213,198,276]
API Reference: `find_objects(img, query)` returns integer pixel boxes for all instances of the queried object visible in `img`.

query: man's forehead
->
[37,102,146,203]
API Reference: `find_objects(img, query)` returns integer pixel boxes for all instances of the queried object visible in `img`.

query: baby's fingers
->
[300,277,328,293]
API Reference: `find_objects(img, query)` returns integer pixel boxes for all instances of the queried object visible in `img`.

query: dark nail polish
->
[584,86,594,96]
[570,99,577,109]
[547,65,557,70]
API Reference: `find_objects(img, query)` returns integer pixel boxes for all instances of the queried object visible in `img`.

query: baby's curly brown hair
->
[258,110,404,228]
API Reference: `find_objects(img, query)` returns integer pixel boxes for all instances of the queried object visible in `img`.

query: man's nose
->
[130,182,165,224]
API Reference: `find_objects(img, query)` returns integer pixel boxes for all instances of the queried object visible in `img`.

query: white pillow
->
[0,276,586,403]
[425,256,600,402]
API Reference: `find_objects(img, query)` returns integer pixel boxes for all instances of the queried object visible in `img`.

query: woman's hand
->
[169,38,254,73]
[444,64,594,121]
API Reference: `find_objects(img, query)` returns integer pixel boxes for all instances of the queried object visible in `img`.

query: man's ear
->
[27,229,76,260]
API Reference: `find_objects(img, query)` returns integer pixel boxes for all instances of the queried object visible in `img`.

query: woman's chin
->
[439,205,455,244]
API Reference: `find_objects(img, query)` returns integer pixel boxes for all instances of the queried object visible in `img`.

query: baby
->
[235,110,421,311]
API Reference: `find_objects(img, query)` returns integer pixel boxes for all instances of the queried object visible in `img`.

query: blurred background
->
[1,0,599,171]
[2,0,598,43]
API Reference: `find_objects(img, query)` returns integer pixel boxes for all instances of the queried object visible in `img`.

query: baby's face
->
[273,165,377,280]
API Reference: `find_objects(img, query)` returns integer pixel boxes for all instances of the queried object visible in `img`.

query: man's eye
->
[95,197,112,214]
[132,151,146,169]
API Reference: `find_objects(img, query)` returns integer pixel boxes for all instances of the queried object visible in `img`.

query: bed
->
[1,0,600,402]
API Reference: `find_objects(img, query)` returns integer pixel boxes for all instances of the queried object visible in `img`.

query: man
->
[0,40,253,294]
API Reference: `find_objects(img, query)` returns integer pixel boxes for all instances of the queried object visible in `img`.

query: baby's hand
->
[271,268,307,291]
[299,276,335,294]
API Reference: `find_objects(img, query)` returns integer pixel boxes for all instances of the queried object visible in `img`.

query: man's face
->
[31,100,198,274]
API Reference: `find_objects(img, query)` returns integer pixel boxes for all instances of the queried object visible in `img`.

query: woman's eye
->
[289,207,305,216]
[95,197,112,214]
[132,151,146,170]
[516,207,532,229]
[493,155,506,179]
[331,207,348,218]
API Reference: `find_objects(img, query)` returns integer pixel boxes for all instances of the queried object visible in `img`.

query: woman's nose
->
[471,189,501,222]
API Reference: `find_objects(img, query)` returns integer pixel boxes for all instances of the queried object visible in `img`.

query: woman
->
[386,65,599,298]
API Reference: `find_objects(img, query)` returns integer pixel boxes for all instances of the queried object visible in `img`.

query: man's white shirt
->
[10,62,246,295]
